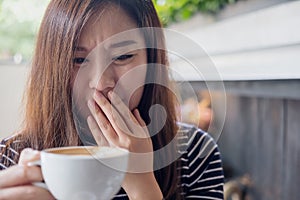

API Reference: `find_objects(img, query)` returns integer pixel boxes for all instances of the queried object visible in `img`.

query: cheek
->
[70,67,79,89]
[120,64,147,110]
[71,69,93,120]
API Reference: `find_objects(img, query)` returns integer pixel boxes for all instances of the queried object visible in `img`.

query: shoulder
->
[0,135,23,170]
[177,122,224,198]
[177,122,218,154]
[177,122,222,173]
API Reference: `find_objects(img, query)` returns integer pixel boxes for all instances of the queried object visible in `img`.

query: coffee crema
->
[45,146,127,158]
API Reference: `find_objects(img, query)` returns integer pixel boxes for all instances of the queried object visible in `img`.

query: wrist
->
[123,172,163,200]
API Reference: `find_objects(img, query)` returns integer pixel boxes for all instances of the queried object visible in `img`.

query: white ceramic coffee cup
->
[30,146,129,200]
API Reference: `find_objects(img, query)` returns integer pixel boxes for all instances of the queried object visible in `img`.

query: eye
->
[114,54,133,61]
[113,54,135,64]
[73,57,89,65]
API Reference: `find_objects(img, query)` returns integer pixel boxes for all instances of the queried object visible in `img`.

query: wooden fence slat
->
[218,94,284,200]
[283,100,300,200]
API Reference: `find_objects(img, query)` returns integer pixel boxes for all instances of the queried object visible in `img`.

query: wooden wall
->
[191,80,300,200]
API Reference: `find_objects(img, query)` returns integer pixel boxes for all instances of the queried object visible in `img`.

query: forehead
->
[78,4,144,51]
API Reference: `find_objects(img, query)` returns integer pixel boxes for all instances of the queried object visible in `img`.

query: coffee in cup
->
[31,146,129,200]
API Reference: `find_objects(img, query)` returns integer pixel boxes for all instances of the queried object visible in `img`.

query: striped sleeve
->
[182,126,224,199]
[0,137,20,170]
[113,124,225,199]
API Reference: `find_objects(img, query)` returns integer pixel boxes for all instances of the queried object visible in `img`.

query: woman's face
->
[72,5,147,121]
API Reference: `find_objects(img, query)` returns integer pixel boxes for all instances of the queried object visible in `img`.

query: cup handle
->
[27,160,49,191]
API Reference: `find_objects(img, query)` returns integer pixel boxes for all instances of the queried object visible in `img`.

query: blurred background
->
[0,0,49,137]
[1,0,300,199]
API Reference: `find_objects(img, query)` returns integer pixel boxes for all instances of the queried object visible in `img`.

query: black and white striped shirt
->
[0,123,224,199]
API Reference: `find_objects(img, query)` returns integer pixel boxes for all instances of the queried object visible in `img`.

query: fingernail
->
[87,100,93,110]
[86,115,92,125]
[108,91,113,99]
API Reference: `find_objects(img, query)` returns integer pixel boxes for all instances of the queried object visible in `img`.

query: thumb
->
[18,148,40,166]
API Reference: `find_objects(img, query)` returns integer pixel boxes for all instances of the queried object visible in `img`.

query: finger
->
[18,148,40,166]
[0,185,55,200]
[107,91,145,137]
[88,99,119,146]
[0,165,43,188]
[133,109,146,126]
[133,109,150,138]
[93,92,131,137]
[87,115,109,146]
[108,91,139,125]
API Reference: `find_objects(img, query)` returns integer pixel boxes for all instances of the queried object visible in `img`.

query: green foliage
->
[0,0,237,61]
[0,0,49,60]
[153,0,238,26]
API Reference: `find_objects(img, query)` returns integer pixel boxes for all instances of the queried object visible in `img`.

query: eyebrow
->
[74,40,138,52]
[109,40,137,48]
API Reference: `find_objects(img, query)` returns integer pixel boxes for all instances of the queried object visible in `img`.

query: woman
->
[0,0,224,199]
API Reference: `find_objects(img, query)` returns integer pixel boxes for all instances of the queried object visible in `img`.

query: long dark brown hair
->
[17,0,180,199]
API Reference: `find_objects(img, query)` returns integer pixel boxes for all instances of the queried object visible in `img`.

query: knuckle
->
[123,137,132,148]
[114,97,122,105]
[19,148,32,164]
[101,97,108,106]
[19,166,36,182]
[19,166,30,180]
[94,105,101,114]
[111,113,118,123]
[101,121,109,129]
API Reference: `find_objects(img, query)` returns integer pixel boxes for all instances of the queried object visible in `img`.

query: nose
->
[89,66,116,96]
